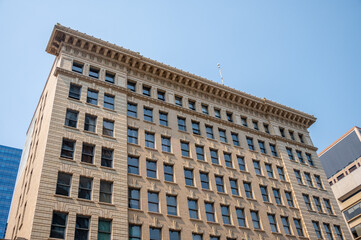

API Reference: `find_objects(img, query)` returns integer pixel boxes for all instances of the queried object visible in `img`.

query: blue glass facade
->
[0,145,22,238]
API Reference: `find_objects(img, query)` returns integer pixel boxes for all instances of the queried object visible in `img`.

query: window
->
[224,152,233,168]
[101,148,113,168]
[286,148,295,160]
[277,167,285,181]
[50,211,68,239]
[205,202,215,222]
[78,176,92,200]
[253,120,259,130]
[105,72,115,84]
[99,180,112,203]
[144,107,153,122]
[206,125,214,139]
[215,176,224,192]
[314,175,323,189]
[241,117,248,127]
[157,90,165,101]
[149,227,161,240]
[253,160,261,175]
[337,173,345,181]
[65,109,78,128]
[127,81,136,92]
[61,138,75,159]
[104,94,114,110]
[193,233,202,240]
[202,104,209,114]
[161,136,171,152]
[87,89,98,105]
[313,221,323,239]
[192,121,201,135]
[221,205,231,224]
[103,119,114,137]
[129,225,141,240]
[196,145,204,161]
[98,219,111,240]
[219,129,227,143]
[145,132,155,148]
[289,131,295,140]
[129,188,140,209]
[81,143,94,164]
[127,102,137,118]
[214,108,221,118]
[236,208,246,227]
[273,188,282,205]
[260,185,269,202]
[164,164,174,182]
[210,149,219,164]
[128,128,138,144]
[251,211,260,229]
[349,165,357,173]
[56,172,72,196]
[148,191,159,212]
[128,156,139,174]
[296,151,305,164]
[159,112,168,126]
[167,195,177,215]
[294,170,303,184]
[84,114,97,132]
[285,191,294,207]
[258,141,267,154]
[281,216,291,235]
[175,95,182,106]
[188,100,196,111]
[177,117,187,131]
[303,194,312,210]
[279,127,285,137]
[244,182,253,198]
[72,62,84,73]
[188,199,198,219]
[230,179,239,195]
[237,156,246,171]
[181,141,190,157]
[231,133,240,146]
[200,172,209,189]
[299,133,305,143]
[313,196,323,213]
[143,85,151,96]
[246,137,255,151]
[324,199,333,214]
[269,144,278,157]
[352,224,361,238]
[265,164,274,178]
[263,123,270,134]
[169,230,180,240]
[211,237,220,240]
[69,83,82,100]
[304,172,313,187]
[306,153,314,166]
[184,169,194,186]
[268,214,278,233]
[323,223,333,240]
[146,160,157,178]
[334,225,343,240]
[294,219,304,237]
[226,112,233,122]
[89,67,99,79]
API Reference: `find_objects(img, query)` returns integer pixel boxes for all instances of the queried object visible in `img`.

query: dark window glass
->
[127,102,137,118]
[196,145,204,161]
[143,86,151,96]
[166,195,177,215]
[268,214,278,233]
[159,112,168,126]
[192,121,201,135]
[224,152,232,168]
[269,144,278,157]
[188,100,196,111]
[286,148,295,160]
[219,129,227,143]
[289,130,295,140]
[65,109,78,128]
[306,153,314,166]
[206,125,214,139]
[294,219,304,237]
[128,128,138,144]
[253,160,261,175]
[260,185,269,202]
[231,133,240,146]
[145,132,155,148]
[241,117,248,127]
[78,176,92,200]
[230,179,239,195]
[313,221,323,239]
[184,169,194,186]
[56,172,72,196]
[128,156,139,175]
[101,148,113,168]
[281,216,291,235]
[175,96,182,106]
[181,141,190,157]
[69,83,82,100]
[148,192,159,212]
[313,196,323,213]
[105,72,115,83]
[84,114,97,132]
[188,199,198,219]
[164,164,174,182]
[161,136,171,152]
[169,230,180,240]
[221,205,231,224]
[244,182,253,198]
[258,141,266,154]
[296,150,305,164]
[98,218,111,240]
[146,160,157,179]
[50,211,68,239]
[87,89,98,105]
[251,211,260,229]
[236,208,246,227]
[202,104,209,115]
[299,133,305,143]
[89,67,99,79]
[285,191,294,207]
[177,117,187,131]
[334,225,343,240]
[129,225,141,240]
[72,62,84,74]
[81,143,94,164]
[104,94,114,110]
[294,170,303,184]
[205,202,215,222]
[277,167,285,181]
[149,227,161,240]
[99,180,112,203]
[127,81,136,92]
[210,149,219,164]
[263,123,270,134]
[265,164,274,178]
[246,137,254,151]
[323,223,334,240]
[214,108,221,118]
[103,120,114,137]
[279,127,285,137]
[129,188,140,209]
[273,188,282,205]
[61,138,75,159]
[157,90,165,101]
[324,199,333,215]
[215,176,224,193]
[226,112,233,122]
[253,121,259,130]
[303,194,312,210]
[304,172,313,187]
[200,172,209,189]
[144,107,153,122]
[237,156,246,171]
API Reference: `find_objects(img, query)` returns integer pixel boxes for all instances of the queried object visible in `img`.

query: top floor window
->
[72,62,84,74]
[246,137,255,151]
[175,96,182,106]
[105,72,115,83]
[299,133,305,143]
[127,81,136,92]
[69,83,81,100]
[226,112,233,122]
[89,67,99,79]
[188,100,196,111]
[279,127,285,137]
[192,121,201,135]
[241,117,248,127]
[253,120,259,130]
[201,104,209,115]
[306,153,314,166]
[269,144,278,157]
[143,85,151,96]
[286,148,295,160]
[263,123,270,134]
[214,108,221,118]
[157,90,165,101]
[289,130,295,140]
[219,129,227,143]
[87,89,98,105]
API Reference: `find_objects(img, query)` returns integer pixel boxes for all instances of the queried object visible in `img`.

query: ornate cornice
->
[47,24,316,128]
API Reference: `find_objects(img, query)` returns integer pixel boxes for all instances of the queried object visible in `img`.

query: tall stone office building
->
[6,24,351,240]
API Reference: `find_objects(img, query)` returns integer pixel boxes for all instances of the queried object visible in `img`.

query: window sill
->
[268,177,278,181]
[146,177,161,182]
[80,161,96,167]
[159,125,172,130]
[162,151,174,155]
[260,153,270,157]
[102,134,116,140]
[223,223,235,228]
[128,208,143,213]
[220,141,230,146]
[128,142,141,148]
[248,149,258,154]
[280,180,290,184]
[239,170,250,174]
[164,180,178,186]
[182,156,194,161]
[148,211,163,216]
[190,218,203,222]
[84,130,98,136]
[85,102,100,108]
[271,231,283,235]
[202,188,214,193]
[145,147,158,152]
[263,201,273,205]
[54,194,72,200]
[127,116,139,121]
[226,166,236,171]
[207,137,217,142]
[238,226,250,230]
[185,185,198,190]
[207,221,220,225]
[178,130,189,134]
[253,228,265,232]
[77,198,94,203]
[128,173,142,178]
[67,97,82,103]
[167,214,181,218]
[100,166,116,171]
[144,120,156,125]
[98,201,115,207]
[63,125,80,131]
[103,107,116,113]
[288,206,299,211]
[197,159,209,164]
[232,194,243,199]
[256,174,266,178]
[276,204,286,208]
[217,192,228,196]
[59,157,75,163]
[246,198,258,202]
[285,234,296,237]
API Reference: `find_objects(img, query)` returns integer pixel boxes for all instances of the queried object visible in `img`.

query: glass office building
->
[0,145,22,238]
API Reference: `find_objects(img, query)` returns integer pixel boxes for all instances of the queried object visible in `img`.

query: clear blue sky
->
[0,0,360,153]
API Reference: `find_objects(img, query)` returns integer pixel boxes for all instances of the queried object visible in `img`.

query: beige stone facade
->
[5,24,351,240]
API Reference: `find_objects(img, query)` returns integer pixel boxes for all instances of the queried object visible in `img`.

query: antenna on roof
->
[217,63,224,85]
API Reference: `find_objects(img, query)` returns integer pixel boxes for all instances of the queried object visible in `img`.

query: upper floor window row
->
[278,127,306,144]
[72,61,115,84]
